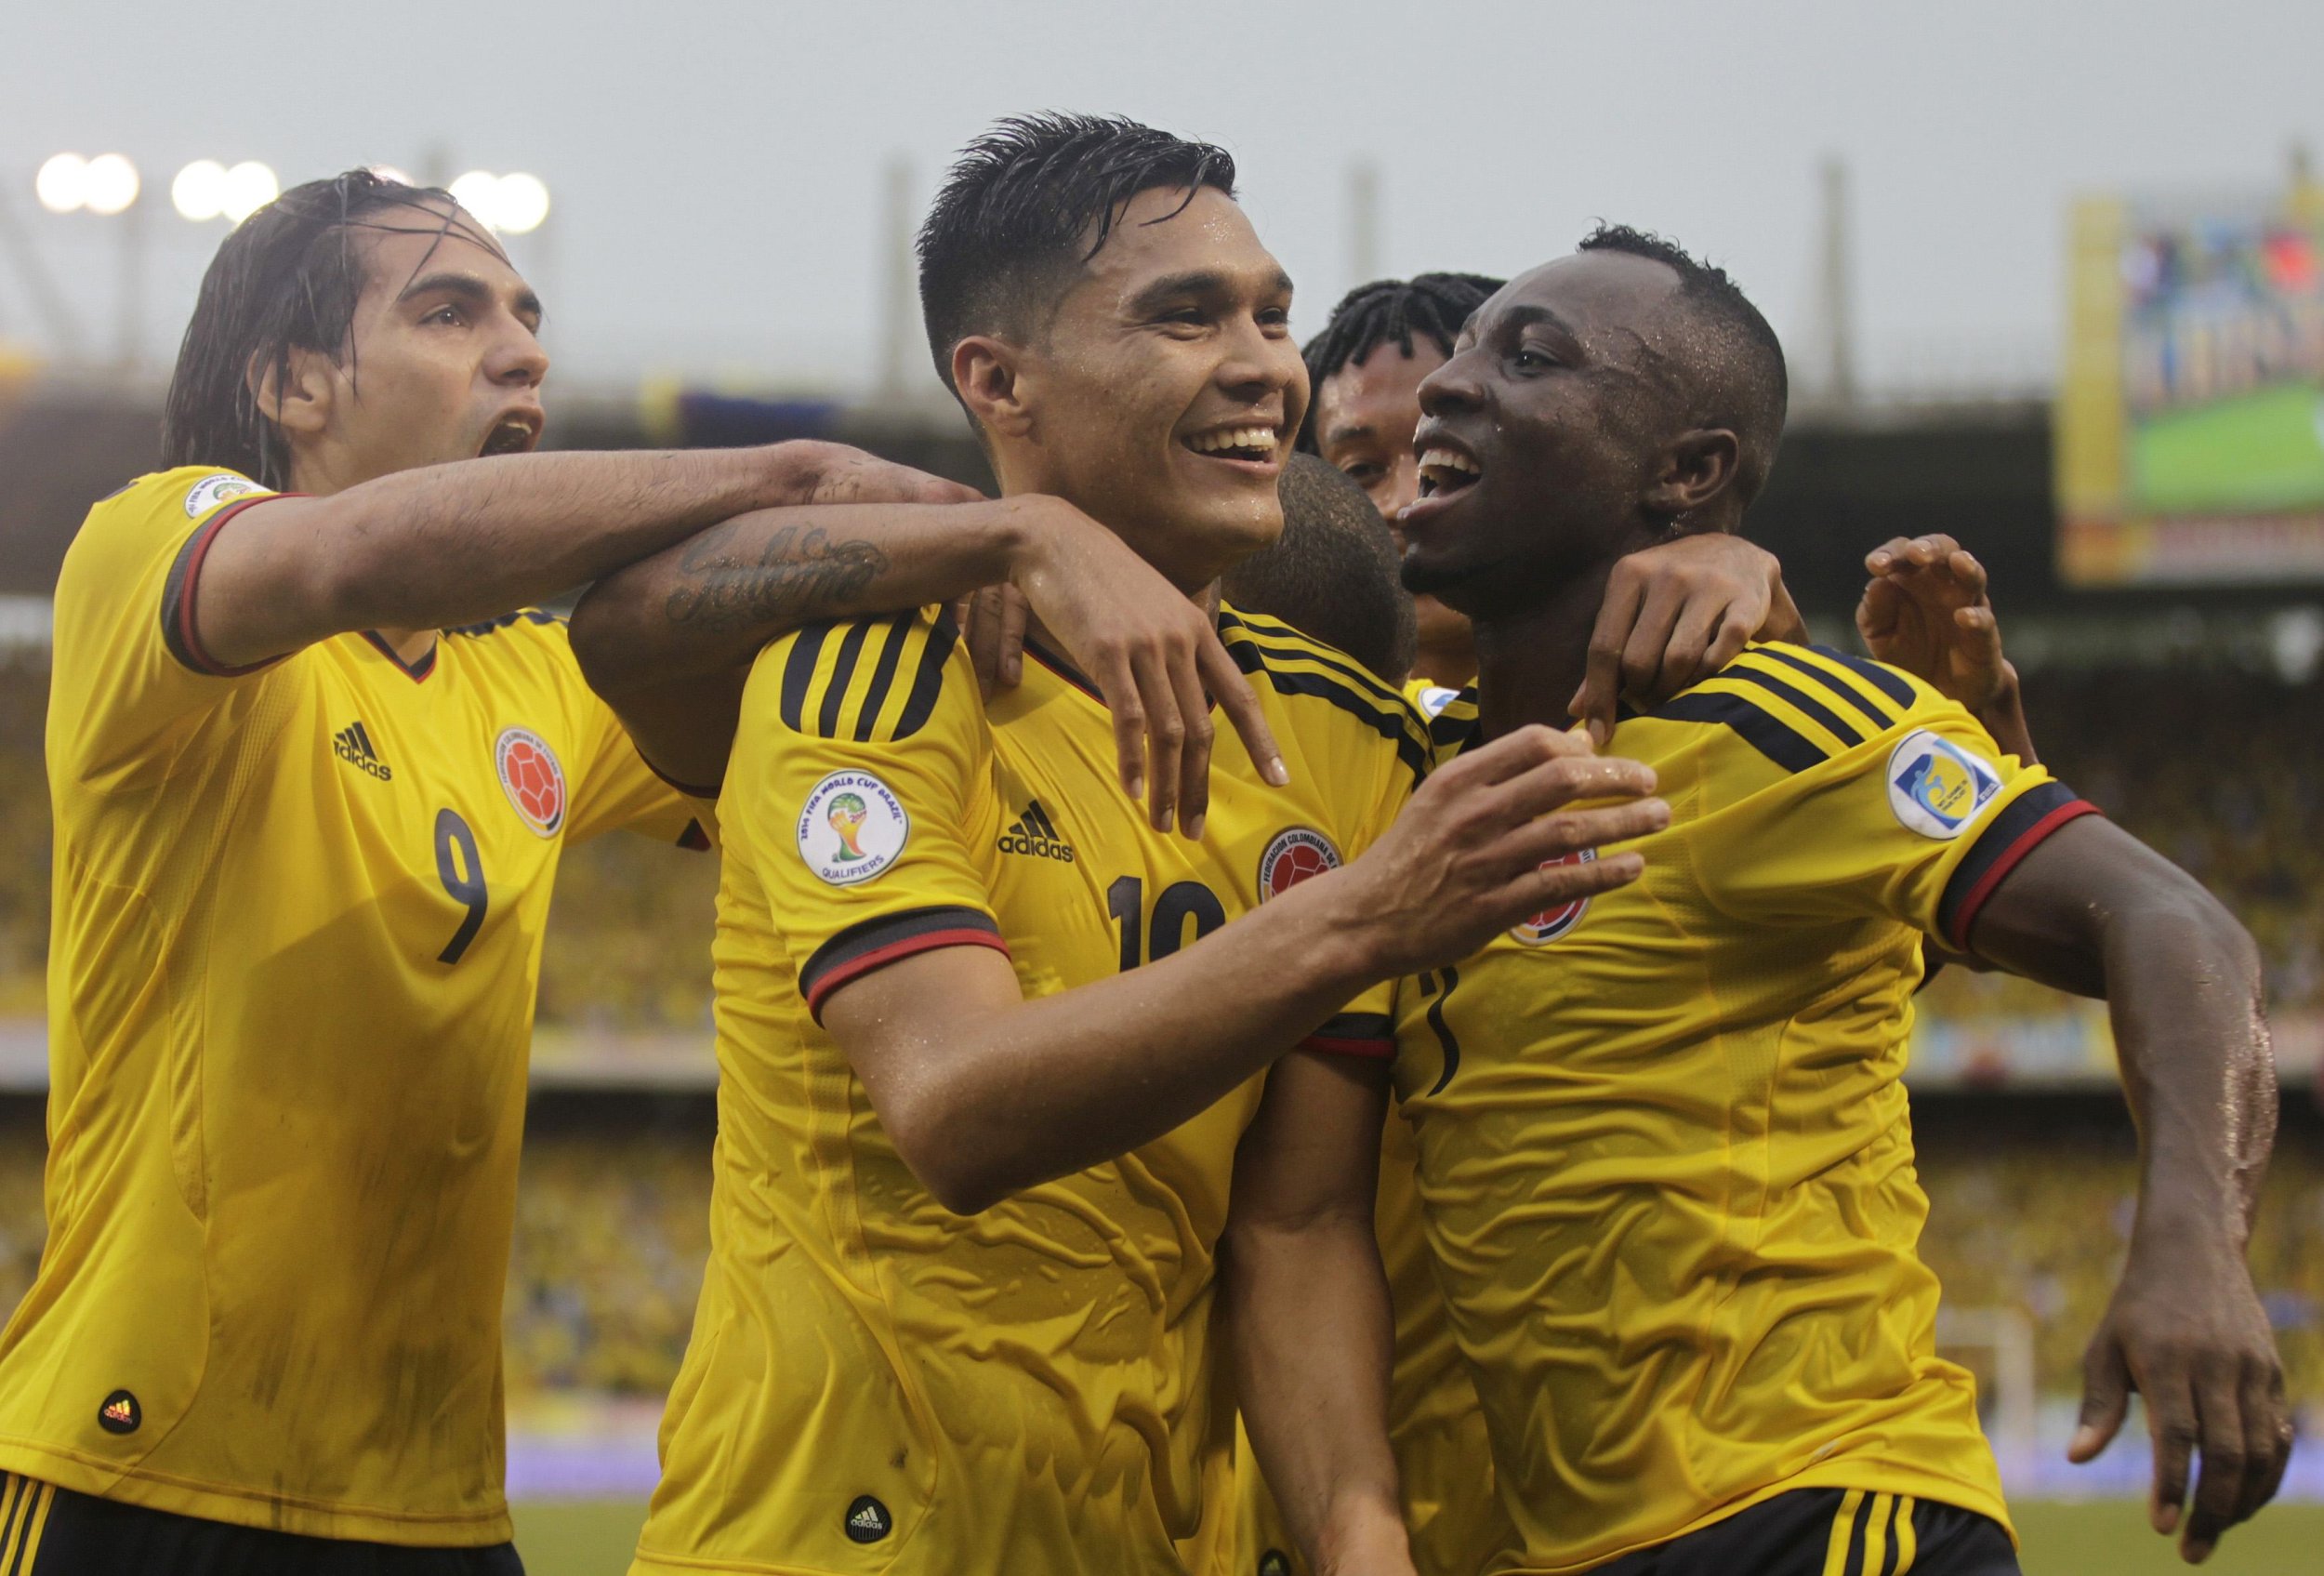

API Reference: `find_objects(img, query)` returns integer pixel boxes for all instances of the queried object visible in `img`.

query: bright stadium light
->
[447,170,552,234]
[495,172,549,234]
[449,169,501,224]
[172,160,227,220]
[219,161,278,223]
[81,153,139,215]
[35,152,88,213]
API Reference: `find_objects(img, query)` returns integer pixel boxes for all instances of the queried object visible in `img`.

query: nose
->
[1217,311,1303,414]
[1417,346,1483,418]
[489,318,549,390]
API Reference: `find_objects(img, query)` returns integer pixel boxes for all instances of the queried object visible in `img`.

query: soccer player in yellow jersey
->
[0,171,1033,1574]
[1233,226,2292,1574]
[572,115,1674,1576]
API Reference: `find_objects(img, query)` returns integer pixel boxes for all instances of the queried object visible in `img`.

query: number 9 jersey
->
[0,468,706,1544]
[636,604,1424,1576]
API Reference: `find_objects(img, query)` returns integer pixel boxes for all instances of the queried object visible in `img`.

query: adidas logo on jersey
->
[997,800,1075,862]
[844,1494,892,1543]
[333,721,393,781]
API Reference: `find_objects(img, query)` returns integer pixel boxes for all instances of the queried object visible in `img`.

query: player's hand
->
[1009,496,1288,839]
[958,583,1033,698]
[1569,531,1799,746]
[772,442,986,509]
[1857,534,2037,761]
[2068,1245,2292,1564]
[1336,725,1667,977]
[1856,534,2014,710]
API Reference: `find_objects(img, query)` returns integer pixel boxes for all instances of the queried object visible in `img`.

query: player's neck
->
[1469,559,1619,742]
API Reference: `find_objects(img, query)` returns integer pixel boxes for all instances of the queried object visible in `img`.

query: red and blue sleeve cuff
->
[1300,1010,1396,1061]
[800,905,1009,1022]
[1936,781,2103,950]
[158,494,296,677]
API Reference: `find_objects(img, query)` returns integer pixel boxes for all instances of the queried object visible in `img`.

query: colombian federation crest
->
[1886,729,2000,840]
[495,727,567,837]
[1511,848,1597,946]
[1257,826,1340,900]
[799,770,909,886]
[183,471,263,518]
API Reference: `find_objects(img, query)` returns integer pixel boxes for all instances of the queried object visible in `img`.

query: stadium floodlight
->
[446,170,552,234]
[171,160,228,221]
[219,162,278,223]
[495,173,549,234]
[81,154,139,216]
[35,152,89,213]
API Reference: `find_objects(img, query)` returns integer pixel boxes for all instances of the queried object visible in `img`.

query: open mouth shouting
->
[1400,426,1484,536]
[478,409,544,457]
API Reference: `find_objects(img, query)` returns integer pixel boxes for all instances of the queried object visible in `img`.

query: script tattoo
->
[661,522,891,632]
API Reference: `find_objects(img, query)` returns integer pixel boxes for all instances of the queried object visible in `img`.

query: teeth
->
[1419,446,1479,476]
[1187,426,1277,455]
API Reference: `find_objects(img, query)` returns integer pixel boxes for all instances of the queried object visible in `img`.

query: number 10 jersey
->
[637,604,1422,1575]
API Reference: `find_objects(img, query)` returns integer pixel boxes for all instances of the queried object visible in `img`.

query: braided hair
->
[1297,271,1501,450]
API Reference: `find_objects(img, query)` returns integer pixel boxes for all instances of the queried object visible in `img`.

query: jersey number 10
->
[1106,875,1225,973]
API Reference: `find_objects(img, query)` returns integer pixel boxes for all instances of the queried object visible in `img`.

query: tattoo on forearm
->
[661,523,891,631]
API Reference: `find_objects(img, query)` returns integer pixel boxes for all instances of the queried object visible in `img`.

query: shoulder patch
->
[183,472,263,518]
[799,769,910,884]
[1886,728,2001,839]
[779,611,957,743]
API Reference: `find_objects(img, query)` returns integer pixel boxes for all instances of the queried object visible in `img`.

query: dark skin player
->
[1239,245,2289,1570]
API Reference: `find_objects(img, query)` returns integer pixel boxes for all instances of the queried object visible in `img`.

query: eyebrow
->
[1322,419,1381,447]
[1123,267,1296,316]
[1491,302,1580,339]
[398,271,544,324]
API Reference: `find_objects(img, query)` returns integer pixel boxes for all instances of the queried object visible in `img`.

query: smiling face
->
[1399,251,1690,618]
[984,186,1307,591]
[280,202,548,491]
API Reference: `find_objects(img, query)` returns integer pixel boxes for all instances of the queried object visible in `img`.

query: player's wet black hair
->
[1576,223,1789,501]
[1222,454,1416,682]
[1297,271,1503,450]
[917,113,1238,401]
[162,169,502,488]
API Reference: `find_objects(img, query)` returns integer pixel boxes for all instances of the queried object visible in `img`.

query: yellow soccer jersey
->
[635,604,1424,1576]
[1393,644,2097,1575]
[0,468,704,1544]
[1231,678,1505,1576]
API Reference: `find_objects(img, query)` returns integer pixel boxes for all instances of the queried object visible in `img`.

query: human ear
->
[249,345,337,440]
[952,336,1035,441]
[1644,428,1740,516]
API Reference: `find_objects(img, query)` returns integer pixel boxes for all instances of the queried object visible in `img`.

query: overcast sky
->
[6,0,2317,402]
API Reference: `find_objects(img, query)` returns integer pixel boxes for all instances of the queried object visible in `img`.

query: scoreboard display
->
[2057,184,2324,585]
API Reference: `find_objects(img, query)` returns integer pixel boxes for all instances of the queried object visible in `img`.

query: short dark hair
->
[917,113,1237,396]
[1221,453,1415,682]
[1575,223,1789,501]
[162,169,493,488]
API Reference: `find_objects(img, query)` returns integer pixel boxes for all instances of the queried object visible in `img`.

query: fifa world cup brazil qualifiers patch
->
[799,770,910,886]
[1886,729,2001,839]
[182,472,264,517]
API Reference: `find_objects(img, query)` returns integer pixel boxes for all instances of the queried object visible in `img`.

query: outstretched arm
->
[1966,817,2286,1564]
[824,726,1667,1214]
[571,491,1288,835]
[191,441,886,669]
[1224,1054,1413,1576]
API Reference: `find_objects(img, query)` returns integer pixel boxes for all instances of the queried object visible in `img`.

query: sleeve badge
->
[799,770,910,885]
[1886,728,2001,840]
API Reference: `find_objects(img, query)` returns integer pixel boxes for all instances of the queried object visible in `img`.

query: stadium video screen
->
[2057,188,2324,585]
